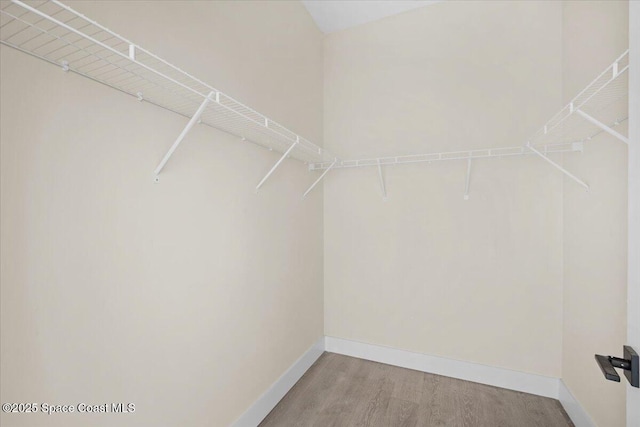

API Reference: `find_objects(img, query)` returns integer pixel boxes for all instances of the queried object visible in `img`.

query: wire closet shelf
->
[0,0,630,196]
[0,0,337,173]
[310,50,629,172]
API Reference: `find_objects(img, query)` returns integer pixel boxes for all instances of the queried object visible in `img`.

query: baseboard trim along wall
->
[558,380,596,427]
[233,336,592,427]
[324,336,559,399]
[230,337,325,427]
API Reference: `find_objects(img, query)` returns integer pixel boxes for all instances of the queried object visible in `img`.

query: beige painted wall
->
[0,1,323,426]
[323,1,565,377]
[561,2,629,426]
[1,1,632,426]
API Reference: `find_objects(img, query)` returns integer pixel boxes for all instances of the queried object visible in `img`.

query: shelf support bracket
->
[527,143,590,191]
[153,91,215,179]
[464,158,472,200]
[576,109,629,145]
[303,159,337,199]
[256,141,299,191]
[377,159,387,201]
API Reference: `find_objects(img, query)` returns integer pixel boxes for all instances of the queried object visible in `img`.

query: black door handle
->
[595,345,639,388]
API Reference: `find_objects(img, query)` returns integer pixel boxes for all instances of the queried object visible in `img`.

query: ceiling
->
[301,0,442,34]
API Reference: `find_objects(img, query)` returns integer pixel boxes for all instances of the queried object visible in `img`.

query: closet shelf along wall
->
[0,0,629,198]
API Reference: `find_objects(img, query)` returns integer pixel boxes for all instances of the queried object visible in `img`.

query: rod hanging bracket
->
[61,60,69,72]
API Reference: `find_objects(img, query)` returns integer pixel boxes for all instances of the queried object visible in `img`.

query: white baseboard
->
[325,336,559,399]
[558,380,596,427]
[230,337,325,427]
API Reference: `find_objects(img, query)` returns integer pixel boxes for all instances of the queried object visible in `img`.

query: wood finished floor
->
[260,353,573,427]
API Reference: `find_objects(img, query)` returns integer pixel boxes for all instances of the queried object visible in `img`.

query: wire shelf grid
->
[1,0,629,186]
[0,0,333,165]
[310,51,629,171]
[309,141,583,171]
[526,50,629,148]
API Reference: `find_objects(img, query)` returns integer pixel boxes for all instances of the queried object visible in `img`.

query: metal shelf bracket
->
[377,159,387,201]
[153,91,215,181]
[576,109,630,145]
[256,140,299,191]
[464,158,472,200]
[527,143,590,191]
[303,159,337,199]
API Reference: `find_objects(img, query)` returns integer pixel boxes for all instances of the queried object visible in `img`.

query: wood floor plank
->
[384,397,419,427]
[351,376,394,427]
[310,356,368,427]
[391,366,425,404]
[417,373,464,426]
[259,353,350,427]
[259,353,574,427]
